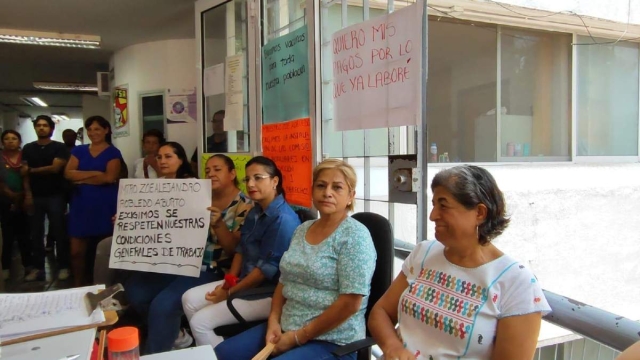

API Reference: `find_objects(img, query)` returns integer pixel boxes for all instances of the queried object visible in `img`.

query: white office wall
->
[111,39,197,170]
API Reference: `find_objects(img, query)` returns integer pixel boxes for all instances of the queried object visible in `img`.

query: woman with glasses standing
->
[182,156,300,349]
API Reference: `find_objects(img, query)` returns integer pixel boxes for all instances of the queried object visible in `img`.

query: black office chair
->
[331,212,394,360]
[213,207,317,338]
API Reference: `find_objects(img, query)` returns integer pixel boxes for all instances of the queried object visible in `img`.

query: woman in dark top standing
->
[65,116,122,286]
[0,130,31,281]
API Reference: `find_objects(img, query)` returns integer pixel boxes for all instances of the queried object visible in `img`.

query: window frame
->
[572,33,640,163]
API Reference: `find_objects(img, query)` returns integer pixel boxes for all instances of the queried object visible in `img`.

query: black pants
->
[30,194,69,269]
[1,201,32,270]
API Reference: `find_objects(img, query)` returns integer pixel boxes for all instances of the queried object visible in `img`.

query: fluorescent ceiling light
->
[30,97,48,107]
[21,97,48,107]
[0,28,100,49]
[52,114,70,121]
[34,82,98,92]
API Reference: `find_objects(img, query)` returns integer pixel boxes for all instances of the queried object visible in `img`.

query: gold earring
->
[476,225,479,239]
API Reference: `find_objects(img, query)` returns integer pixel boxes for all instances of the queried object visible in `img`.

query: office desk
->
[141,346,217,360]
[1,328,96,360]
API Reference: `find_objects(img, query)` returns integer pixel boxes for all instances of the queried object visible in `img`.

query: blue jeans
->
[214,323,357,360]
[126,270,222,354]
[30,194,69,269]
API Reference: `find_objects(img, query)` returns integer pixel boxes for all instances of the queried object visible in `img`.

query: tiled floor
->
[1,241,73,293]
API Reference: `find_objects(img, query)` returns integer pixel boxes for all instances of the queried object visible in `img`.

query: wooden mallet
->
[251,342,275,360]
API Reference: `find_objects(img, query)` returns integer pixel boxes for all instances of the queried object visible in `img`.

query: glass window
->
[263,0,305,43]
[141,94,165,135]
[202,0,249,154]
[577,36,639,156]
[500,28,572,161]
[427,19,497,163]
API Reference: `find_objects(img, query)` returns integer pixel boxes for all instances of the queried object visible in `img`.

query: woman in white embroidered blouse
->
[368,165,551,360]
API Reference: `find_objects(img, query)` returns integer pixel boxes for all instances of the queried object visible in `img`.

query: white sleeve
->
[498,263,552,318]
[132,158,145,179]
[401,240,435,282]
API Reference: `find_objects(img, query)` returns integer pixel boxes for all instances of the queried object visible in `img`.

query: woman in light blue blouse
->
[215,159,377,360]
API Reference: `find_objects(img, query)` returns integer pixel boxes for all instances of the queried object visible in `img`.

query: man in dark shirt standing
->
[45,129,78,252]
[22,116,70,281]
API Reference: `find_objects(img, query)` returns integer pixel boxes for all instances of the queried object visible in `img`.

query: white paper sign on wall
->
[332,0,423,131]
[109,179,212,277]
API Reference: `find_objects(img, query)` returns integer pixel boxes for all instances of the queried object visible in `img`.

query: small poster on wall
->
[167,88,197,124]
[224,54,244,131]
[113,86,130,138]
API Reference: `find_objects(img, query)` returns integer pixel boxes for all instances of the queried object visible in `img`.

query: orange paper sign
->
[262,118,312,208]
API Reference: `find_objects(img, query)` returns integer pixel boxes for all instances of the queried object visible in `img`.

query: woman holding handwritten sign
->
[214,159,376,360]
[182,156,300,349]
[125,143,243,354]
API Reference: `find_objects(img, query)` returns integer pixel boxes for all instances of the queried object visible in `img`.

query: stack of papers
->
[0,285,105,343]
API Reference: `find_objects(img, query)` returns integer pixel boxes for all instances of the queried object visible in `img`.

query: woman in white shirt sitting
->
[369,165,551,360]
[133,129,165,179]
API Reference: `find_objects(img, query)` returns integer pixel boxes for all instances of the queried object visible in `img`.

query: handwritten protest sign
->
[200,153,252,194]
[109,179,212,277]
[262,26,309,124]
[332,0,423,131]
[262,118,312,208]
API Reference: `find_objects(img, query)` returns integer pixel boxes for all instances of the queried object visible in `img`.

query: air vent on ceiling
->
[97,72,110,97]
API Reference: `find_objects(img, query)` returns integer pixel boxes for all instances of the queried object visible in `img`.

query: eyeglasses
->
[242,174,272,184]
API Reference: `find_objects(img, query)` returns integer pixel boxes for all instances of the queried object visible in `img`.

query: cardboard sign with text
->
[109,179,212,277]
[262,118,312,208]
[332,0,423,131]
[262,25,309,124]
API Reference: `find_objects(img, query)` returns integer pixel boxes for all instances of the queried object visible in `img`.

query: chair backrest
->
[295,208,317,223]
[352,212,394,336]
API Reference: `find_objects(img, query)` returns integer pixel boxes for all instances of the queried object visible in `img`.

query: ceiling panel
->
[0,0,198,109]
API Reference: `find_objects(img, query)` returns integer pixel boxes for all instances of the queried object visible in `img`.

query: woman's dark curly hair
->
[431,165,510,245]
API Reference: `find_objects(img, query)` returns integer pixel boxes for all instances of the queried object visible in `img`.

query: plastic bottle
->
[430,143,438,162]
[443,152,450,162]
[108,327,140,360]
[514,143,523,157]
[506,142,515,157]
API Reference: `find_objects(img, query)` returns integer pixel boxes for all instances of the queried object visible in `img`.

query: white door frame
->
[195,0,261,173]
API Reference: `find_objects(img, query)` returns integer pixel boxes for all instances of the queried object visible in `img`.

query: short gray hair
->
[431,165,509,245]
